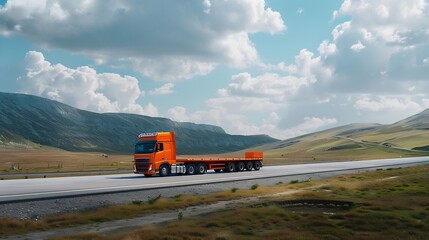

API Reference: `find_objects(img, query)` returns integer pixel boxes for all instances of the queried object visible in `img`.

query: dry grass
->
[47,164,429,240]
[0,147,132,174]
[0,182,298,237]
[4,165,429,239]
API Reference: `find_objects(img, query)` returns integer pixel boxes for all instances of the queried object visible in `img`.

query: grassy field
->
[100,165,429,240]
[1,165,428,239]
[0,147,133,174]
[244,124,429,165]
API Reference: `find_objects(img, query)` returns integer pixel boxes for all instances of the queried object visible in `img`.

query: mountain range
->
[0,92,277,154]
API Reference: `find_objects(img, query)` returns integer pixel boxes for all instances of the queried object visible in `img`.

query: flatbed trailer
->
[133,132,263,177]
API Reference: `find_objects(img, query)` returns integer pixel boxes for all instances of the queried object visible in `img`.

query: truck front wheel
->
[186,163,196,175]
[159,164,170,177]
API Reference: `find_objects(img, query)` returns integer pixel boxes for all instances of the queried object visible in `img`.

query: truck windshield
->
[135,141,156,154]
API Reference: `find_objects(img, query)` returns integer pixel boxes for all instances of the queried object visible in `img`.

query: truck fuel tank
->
[170,164,186,174]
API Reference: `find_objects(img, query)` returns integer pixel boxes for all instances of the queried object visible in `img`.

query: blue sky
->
[1,0,429,139]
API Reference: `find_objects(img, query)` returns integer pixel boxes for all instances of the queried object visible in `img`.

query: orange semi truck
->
[133,132,263,177]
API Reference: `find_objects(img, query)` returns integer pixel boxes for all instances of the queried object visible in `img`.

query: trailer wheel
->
[214,169,222,173]
[159,164,170,177]
[225,162,235,172]
[253,161,262,171]
[196,163,207,174]
[236,161,245,171]
[186,163,196,175]
[245,161,253,171]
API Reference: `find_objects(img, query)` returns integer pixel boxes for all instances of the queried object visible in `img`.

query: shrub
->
[148,195,161,204]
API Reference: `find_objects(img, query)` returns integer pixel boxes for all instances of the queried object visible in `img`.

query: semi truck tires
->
[186,163,196,175]
[236,161,245,171]
[245,161,253,171]
[253,161,262,170]
[225,162,235,172]
[159,164,170,177]
[196,163,207,174]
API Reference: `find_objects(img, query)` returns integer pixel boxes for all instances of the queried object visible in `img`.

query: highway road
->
[1,156,429,203]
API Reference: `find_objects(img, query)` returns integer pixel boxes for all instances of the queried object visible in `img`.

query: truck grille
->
[135,158,150,163]
[135,158,150,172]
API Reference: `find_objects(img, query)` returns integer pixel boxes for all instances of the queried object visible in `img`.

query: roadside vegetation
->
[1,165,428,239]
[0,147,132,175]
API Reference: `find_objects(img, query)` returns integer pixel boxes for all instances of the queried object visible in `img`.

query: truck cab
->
[133,132,177,176]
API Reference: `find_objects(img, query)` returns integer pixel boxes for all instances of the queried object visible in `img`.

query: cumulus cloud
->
[149,83,174,96]
[353,95,429,113]
[350,40,365,52]
[167,104,337,139]
[0,0,285,81]
[18,51,158,116]
[165,70,335,139]
[204,72,315,114]
[279,0,429,103]
[222,72,311,100]
[272,48,333,84]
[282,117,337,137]
[330,0,429,85]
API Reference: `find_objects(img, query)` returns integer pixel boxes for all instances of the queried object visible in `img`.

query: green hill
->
[0,92,278,154]
[249,111,429,164]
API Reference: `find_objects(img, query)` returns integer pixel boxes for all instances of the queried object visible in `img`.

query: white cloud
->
[353,95,425,113]
[0,0,285,81]
[297,8,303,15]
[294,0,429,97]
[318,40,337,57]
[18,51,158,116]
[167,104,337,139]
[149,83,174,96]
[223,72,311,101]
[203,72,315,114]
[165,69,336,139]
[270,48,333,84]
[350,40,365,52]
[284,117,337,137]
[331,21,351,41]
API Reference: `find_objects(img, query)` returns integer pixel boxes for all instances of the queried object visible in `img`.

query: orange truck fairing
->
[133,132,263,177]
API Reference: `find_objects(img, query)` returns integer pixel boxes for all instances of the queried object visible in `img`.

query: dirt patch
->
[251,199,357,213]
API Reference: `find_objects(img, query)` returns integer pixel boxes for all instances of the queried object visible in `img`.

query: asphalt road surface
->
[1,156,429,203]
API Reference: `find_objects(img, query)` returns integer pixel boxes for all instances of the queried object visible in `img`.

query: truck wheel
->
[186,164,196,175]
[236,162,245,171]
[214,169,221,173]
[253,161,261,171]
[225,162,235,172]
[245,161,253,171]
[159,164,170,177]
[196,163,207,174]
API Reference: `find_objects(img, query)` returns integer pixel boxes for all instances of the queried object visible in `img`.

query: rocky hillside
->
[0,92,277,154]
